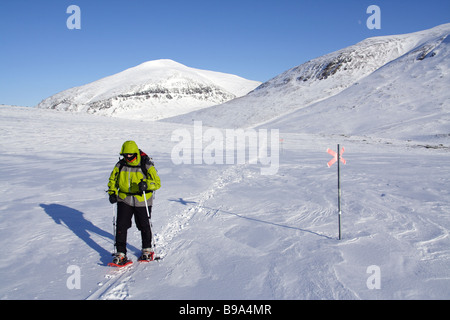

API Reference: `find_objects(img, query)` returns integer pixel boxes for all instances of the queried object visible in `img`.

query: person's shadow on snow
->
[40,203,139,266]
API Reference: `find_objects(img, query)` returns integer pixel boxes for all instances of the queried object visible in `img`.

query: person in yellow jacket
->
[107,140,161,265]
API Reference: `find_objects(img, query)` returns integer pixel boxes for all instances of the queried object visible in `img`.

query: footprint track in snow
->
[156,164,246,257]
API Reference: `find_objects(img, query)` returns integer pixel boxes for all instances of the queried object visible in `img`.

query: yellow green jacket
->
[108,141,161,207]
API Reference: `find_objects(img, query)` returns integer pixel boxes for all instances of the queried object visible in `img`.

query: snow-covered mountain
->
[36,59,261,120]
[167,23,450,139]
[264,28,450,141]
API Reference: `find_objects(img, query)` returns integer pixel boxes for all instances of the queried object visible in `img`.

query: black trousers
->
[115,202,152,254]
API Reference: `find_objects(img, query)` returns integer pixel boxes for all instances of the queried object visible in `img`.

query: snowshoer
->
[107,140,161,265]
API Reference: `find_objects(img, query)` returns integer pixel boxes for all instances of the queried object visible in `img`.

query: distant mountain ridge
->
[263,27,450,141]
[167,23,450,137]
[36,59,261,120]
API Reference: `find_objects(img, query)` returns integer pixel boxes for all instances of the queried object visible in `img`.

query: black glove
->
[109,194,117,204]
[138,180,148,192]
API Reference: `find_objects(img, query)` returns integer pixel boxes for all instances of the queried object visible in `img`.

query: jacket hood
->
[120,140,141,166]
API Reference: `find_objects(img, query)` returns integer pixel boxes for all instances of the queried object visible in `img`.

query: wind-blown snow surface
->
[36,59,261,121]
[1,105,449,300]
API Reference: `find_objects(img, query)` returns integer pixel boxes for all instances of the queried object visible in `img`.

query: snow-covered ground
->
[0,105,449,300]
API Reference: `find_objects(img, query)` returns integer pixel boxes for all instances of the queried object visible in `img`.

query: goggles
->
[123,153,137,162]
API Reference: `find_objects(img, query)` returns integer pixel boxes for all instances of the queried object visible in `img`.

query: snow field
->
[1,105,449,299]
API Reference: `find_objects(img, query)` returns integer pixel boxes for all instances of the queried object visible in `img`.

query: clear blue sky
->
[1,0,449,107]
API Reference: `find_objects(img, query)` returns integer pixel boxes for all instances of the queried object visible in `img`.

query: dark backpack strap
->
[117,158,126,173]
[140,155,156,179]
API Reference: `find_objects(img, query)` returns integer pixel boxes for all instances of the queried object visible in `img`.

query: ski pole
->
[142,190,150,220]
[337,144,341,240]
[112,202,116,254]
[142,186,159,260]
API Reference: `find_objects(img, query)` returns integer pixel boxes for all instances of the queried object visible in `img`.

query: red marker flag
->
[327,147,346,167]
[327,144,346,240]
